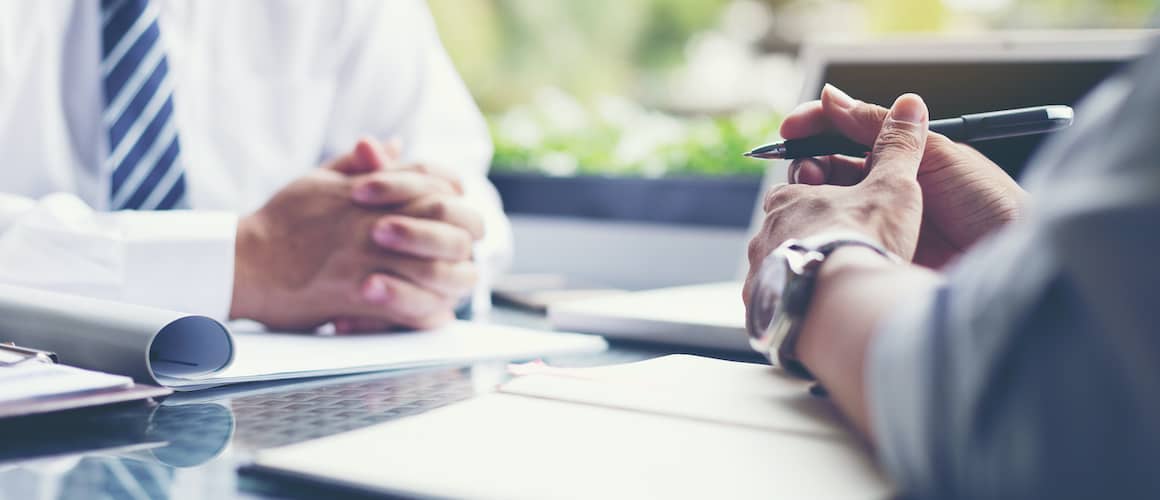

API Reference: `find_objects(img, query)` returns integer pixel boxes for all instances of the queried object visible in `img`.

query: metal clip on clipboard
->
[0,342,171,419]
[0,341,59,366]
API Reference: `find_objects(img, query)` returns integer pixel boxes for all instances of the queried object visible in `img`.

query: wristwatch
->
[746,233,899,379]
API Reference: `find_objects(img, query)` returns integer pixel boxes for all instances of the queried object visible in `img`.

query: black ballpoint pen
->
[744,105,1074,160]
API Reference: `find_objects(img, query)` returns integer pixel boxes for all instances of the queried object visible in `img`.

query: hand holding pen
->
[753,85,1042,268]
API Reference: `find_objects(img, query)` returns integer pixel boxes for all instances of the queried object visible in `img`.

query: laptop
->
[549,31,1155,352]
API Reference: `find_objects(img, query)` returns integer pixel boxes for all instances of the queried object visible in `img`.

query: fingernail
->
[824,84,855,109]
[373,226,396,245]
[353,183,377,203]
[792,163,802,184]
[363,278,389,303]
[374,222,408,247]
[890,94,926,124]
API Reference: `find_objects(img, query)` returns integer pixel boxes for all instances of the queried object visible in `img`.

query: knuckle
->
[365,176,393,195]
[779,184,806,201]
[747,237,764,265]
[803,194,833,212]
[858,102,890,123]
[763,183,794,210]
[369,281,399,306]
[426,199,449,220]
[873,126,924,156]
[415,260,441,282]
[440,229,473,260]
[455,235,473,259]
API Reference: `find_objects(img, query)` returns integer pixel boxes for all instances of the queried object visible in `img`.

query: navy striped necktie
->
[100,0,188,210]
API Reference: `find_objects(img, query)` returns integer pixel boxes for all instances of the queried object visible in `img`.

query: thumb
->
[353,137,395,172]
[865,93,928,182]
[354,137,404,172]
[329,137,390,175]
[383,137,403,161]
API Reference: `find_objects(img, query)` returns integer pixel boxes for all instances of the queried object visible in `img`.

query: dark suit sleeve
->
[867,54,1160,500]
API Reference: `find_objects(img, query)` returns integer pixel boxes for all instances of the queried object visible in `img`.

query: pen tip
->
[744,143,786,160]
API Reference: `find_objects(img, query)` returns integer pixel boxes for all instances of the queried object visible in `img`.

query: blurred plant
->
[943,0,1158,29]
[429,0,732,112]
[636,0,734,68]
[489,88,776,178]
[428,0,1158,179]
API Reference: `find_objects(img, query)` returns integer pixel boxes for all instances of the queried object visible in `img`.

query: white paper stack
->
[0,285,607,391]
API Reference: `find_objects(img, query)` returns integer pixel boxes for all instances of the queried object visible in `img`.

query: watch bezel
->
[746,233,899,373]
[746,239,823,365]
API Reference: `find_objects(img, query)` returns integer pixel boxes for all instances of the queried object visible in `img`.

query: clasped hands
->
[231,138,484,333]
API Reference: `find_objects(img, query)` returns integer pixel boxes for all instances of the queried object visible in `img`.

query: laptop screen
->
[816,60,1128,179]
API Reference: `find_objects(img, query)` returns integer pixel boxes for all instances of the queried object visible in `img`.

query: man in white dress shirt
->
[0,0,511,332]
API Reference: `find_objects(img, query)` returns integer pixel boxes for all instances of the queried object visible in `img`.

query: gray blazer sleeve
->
[867,50,1160,500]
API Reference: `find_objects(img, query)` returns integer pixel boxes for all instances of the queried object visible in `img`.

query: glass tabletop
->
[0,308,761,499]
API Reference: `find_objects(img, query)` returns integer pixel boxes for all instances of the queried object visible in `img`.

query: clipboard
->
[0,342,171,419]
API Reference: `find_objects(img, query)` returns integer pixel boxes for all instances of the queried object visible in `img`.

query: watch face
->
[746,248,788,342]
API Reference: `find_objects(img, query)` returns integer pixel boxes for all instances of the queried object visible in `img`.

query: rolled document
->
[0,284,234,385]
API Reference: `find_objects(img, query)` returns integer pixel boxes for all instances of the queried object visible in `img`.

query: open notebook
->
[249,355,891,499]
[0,285,606,391]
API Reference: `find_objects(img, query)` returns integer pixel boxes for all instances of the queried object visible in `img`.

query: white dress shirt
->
[0,0,510,319]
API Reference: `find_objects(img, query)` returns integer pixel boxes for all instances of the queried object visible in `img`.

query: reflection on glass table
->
[0,365,489,499]
[0,307,711,499]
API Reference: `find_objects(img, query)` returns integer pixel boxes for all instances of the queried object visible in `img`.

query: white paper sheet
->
[0,363,132,404]
[162,322,608,390]
[253,355,891,498]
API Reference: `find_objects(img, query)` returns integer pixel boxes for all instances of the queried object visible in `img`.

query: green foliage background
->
[428,0,1158,178]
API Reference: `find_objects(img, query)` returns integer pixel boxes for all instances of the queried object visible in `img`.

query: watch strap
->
[775,237,898,379]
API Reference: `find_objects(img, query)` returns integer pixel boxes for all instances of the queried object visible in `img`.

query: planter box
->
[488,173,762,229]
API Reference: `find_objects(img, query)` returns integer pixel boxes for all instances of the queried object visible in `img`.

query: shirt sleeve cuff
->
[116,210,237,320]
